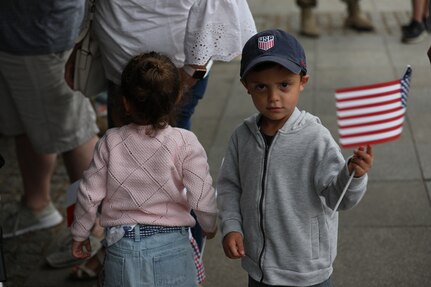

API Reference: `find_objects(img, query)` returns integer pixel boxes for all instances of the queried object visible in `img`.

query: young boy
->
[217,29,373,287]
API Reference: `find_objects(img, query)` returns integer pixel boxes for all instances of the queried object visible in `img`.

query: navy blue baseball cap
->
[240,29,307,79]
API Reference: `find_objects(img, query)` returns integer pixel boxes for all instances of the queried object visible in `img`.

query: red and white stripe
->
[336,80,405,148]
[258,36,274,51]
[66,180,80,226]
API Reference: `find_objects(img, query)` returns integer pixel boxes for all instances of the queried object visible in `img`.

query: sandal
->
[69,247,105,281]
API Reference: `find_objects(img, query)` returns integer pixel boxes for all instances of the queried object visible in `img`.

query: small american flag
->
[335,66,412,149]
[258,35,274,51]
[66,180,80,226]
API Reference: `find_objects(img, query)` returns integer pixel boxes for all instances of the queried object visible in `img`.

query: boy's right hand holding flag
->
[348,145,374,177]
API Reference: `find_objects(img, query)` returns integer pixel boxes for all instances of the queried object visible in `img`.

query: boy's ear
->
[300,75,310,91]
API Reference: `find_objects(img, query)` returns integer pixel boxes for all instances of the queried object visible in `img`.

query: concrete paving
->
[1,0,431,286]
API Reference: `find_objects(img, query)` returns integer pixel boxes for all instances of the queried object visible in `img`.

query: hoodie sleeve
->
[315,132,368,211]
[217,132,244,238]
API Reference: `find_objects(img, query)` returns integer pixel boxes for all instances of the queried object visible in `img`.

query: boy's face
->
[242,64,309,131]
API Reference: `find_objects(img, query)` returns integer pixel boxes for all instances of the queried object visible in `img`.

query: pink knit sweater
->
[71,124,217,242]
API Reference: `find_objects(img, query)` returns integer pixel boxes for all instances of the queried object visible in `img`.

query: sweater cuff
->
[343,158,368,191]
[221,219,243,238]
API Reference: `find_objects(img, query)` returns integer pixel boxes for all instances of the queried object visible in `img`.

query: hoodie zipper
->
[258,135,270,283]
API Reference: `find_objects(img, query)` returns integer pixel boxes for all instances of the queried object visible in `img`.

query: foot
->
[2,201,63,238]
[300,26,320,38]
[402,20,427,44]
[403,18,431,34]
[425,16,431,33]
[344,14,374,31]
[300,8,320,38]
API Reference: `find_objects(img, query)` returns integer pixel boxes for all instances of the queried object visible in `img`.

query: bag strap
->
[75,0,96,44]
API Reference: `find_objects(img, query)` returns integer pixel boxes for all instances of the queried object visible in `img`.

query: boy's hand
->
[71,238,92,259]
[222,231,245,259]
[348,145,373,177]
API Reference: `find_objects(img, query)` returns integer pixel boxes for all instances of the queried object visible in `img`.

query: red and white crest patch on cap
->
[258,35,275,51]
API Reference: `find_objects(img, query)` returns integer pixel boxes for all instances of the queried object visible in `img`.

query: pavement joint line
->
[367,179,429,183]
[374,7,431,206]
[252,10,410,36]
[340,225,431,229]
[405,117,431,205]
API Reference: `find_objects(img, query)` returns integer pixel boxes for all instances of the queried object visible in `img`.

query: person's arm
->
[64,42,82,89]
[70,136,108,242]
[184,0,257,66]
[217,133,246,259]
[315,133,370,211]
[65,0,94,89]
[182,132,218,235]
[217,134,244,231]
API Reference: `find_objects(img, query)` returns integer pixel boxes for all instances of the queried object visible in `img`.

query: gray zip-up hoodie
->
[217,108,368,286]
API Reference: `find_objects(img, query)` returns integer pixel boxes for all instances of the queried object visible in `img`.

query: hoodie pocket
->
[311,216,320,259]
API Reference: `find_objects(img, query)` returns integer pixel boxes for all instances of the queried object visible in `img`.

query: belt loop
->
[134,224,141,242]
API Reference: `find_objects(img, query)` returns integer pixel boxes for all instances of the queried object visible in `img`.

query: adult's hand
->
[64,43,81,89]
[179,67,198,92]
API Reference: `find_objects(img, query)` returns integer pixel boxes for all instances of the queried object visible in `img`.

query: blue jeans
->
[104,227,196,287]
[175,76,209,130]
[248,276,333,287]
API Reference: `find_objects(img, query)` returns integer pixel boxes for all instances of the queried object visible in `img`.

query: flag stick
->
[331,170,356,217]
[200,237,207,263]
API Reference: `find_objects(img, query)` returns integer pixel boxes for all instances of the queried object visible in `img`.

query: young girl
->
[71,52,217,287]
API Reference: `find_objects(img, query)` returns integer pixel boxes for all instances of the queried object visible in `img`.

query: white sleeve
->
[184,0,257,65]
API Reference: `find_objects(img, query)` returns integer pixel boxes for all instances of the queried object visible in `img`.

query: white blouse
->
[94,0,257,84]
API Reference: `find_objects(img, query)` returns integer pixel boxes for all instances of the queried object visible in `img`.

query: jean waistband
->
[123,224,185,239]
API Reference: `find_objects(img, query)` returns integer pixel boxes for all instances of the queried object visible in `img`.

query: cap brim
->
[241,56,302,79]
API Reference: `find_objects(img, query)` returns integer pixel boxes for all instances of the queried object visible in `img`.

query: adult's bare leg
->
[411,0,426,22]
[15,134,57,211]
[62,135,98,182]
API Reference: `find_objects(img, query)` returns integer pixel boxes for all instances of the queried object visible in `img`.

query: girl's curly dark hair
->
[120,52,182,131]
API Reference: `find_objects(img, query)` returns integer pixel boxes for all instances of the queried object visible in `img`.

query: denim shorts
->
[104,227,197,287]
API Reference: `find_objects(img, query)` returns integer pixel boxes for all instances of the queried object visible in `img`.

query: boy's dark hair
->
[243,61,307,82]
[120,52,181,131]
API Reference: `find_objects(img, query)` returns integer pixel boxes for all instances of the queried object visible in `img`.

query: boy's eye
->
[280,82,289,88]
[254,84,266,91]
